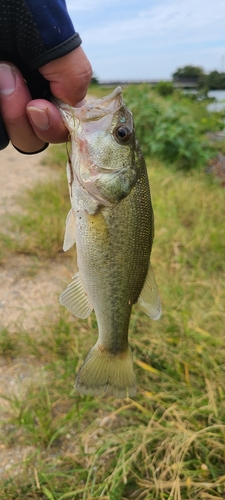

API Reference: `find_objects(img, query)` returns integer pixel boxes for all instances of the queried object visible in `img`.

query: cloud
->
[77,0,225,46]
[67,0,225,80]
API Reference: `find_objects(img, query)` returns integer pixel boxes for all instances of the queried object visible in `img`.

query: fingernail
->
[0,63,16,95]
[27,106,50,130]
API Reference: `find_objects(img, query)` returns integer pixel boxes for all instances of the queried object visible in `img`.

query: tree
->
[172,66,205,83]
[90,73,99,85]
[205,71,225,89]
[172,65,225,90]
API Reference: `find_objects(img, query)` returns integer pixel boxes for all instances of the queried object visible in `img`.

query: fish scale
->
[56,87,161,398]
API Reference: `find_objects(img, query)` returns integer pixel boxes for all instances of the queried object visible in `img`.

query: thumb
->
[38,46,92,105]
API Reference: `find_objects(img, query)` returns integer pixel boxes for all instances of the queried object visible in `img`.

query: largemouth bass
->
[57,87,161,398]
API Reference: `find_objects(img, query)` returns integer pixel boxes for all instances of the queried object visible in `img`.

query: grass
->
[0,144,225,499]
[0,145,73,266]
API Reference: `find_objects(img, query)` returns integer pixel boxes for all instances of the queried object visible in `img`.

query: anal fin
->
[137,263,162,320]
[59,273,93,319]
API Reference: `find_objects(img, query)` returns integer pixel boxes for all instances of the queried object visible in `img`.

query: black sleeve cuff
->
[28,33,82,69]
[0,115,9,150]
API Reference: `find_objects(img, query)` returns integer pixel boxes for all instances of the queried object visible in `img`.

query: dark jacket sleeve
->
[0,0,82,99]
[0,0,82,68]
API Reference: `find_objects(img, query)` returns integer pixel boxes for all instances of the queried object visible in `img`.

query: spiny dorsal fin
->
[137,263,162,320]
[59,273,93,319]
[63,208,76,252]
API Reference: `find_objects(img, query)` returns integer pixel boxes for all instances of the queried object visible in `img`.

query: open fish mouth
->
[54,86,125,124]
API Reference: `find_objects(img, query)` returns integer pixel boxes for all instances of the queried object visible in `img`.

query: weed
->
[123,84,223,169]
[0,150,225,498]
[0,232,17,264]
[10,179,69,258]
[0,328,18,357]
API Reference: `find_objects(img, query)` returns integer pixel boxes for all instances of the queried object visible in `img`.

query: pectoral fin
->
[59,273,93,319]
[63,208,76,251]
[75,186,99,215]
[137,263,162,320]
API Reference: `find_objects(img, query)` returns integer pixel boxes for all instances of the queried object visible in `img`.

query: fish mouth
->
[82,165,132,181]
[80,87,124,121]
[54,87,124,123]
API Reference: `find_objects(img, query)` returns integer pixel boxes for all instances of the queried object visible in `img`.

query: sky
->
[67,0,225,82]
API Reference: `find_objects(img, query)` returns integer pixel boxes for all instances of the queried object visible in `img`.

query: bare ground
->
[0,144,73,332]
[0,144,73,477]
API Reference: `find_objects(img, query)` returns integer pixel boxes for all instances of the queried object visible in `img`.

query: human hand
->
[0,46,92,153]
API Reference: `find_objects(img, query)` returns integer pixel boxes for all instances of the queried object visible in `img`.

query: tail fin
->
[75,342,137,399]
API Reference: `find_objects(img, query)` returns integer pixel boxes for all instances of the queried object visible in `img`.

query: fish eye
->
[115,126,132,143]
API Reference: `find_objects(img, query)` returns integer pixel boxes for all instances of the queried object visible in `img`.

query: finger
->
[26,100,69,143]
[39,46,92,105]
[0,62,46,153]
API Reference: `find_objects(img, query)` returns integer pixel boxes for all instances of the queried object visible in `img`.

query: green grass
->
[0,146,225,499]
[0,145,70,263]
[88,83,116,98]
[10,147,69,259]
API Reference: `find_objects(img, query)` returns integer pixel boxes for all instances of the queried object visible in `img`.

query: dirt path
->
[0,144,50,216]
[0,144,73,477]
[0,144,73,332]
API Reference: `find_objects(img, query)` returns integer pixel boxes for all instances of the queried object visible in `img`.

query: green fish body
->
[57,87,161,398]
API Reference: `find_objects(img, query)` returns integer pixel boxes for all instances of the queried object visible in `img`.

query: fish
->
[56,86,161,399]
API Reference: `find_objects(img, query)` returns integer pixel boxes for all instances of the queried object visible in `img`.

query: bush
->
[150,104,210,168]
[156,80,174,96]
[123,85,216,169]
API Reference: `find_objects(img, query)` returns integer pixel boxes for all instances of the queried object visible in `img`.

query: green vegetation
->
[10,178,69,258]
[173,65,225,90]
[90,73,100,85]
[123,84,224,169]
[204,70,225,91]
[0,146,71,264]
[172,65,205,84]
[155,80,174,97]
[0,86,225,499]
[89,83,115,98]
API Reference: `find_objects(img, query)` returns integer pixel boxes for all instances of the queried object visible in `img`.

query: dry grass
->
[0,146,224,499]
